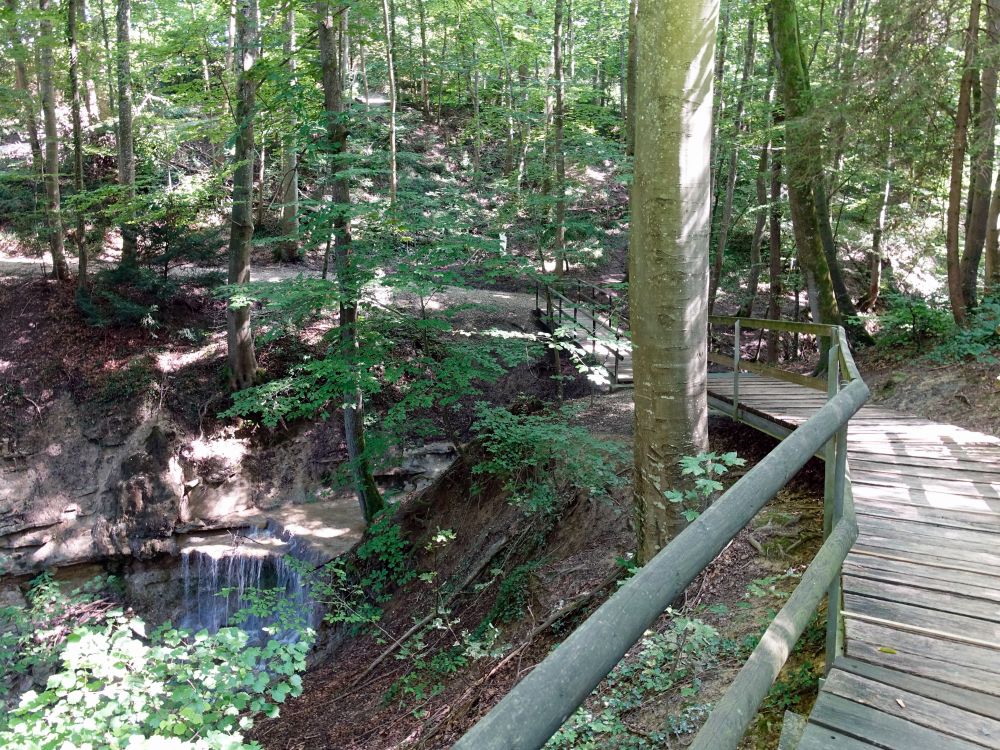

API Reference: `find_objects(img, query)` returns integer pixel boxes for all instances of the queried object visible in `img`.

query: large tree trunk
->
[38,0,70,280]
[962,0,1000,310]
[226,0,260,391]
[947,0,981,325]
[770,0,841,334]
[630,0,716,563]
[69,0,88,288]
[318,0,384,523]
[379,0,397,204]
[116,0,137,266]
[7,0,43,172]
[552,0,567,274]
[709,15,756,313]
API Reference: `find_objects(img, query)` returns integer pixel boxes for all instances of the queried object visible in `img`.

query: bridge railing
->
[534,278,630,383]
[453,316,869,750]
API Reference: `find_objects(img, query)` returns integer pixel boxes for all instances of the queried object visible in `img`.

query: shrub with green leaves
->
[664,451,746,522]
[874,292,951,352]
[471,403,628,513]
[929,296,1000,363]
[0,573,312,750]
[0,616,310,750]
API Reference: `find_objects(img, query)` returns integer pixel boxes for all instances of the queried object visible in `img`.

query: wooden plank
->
[844,555,1000,601]
[843,575,1000,621]
[844,593,1000,646]
[824,668,1000,747]
[797,723,879,749]
[853,532,1000,570]
[851,484,1000,514]
[848,639,1000,696]
[855,516,1000,556]
[851,457,1000,483]
[834,656,1000,721]
[846,617,1000,677]
[808,692,985,750]
[850,470,1000,501]
[854,502,1000,533]
[851,543,1000,579]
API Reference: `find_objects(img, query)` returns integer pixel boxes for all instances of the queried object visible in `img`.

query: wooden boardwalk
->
[707,372,1000,750]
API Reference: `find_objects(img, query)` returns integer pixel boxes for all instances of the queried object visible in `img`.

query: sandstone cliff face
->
[0,396,343,580]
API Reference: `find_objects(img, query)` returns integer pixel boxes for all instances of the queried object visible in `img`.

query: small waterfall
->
[178,525,322,641]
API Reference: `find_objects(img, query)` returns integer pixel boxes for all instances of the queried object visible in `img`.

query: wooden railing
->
[534,278,631,384]
[453,317,869,750]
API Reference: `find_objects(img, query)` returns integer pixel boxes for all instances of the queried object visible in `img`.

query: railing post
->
[614,330,620,385]
[732,320,741,418]
[535,280,539,311]
[824,339,846,674]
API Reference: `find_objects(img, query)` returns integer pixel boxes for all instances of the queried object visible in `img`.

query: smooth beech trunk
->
[318,0,384,523]
[39,0,70,280]
[116,0,137,266]
[226,0,260,391]
[629,0,716,563]
[770,0,841,333]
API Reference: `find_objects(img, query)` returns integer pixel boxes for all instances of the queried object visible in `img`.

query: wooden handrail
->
[454,317,869,750]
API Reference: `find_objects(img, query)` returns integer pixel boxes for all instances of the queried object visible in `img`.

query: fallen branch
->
[346,534,509,690]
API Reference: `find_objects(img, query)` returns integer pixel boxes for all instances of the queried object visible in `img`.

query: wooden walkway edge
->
[707,372,1000,750]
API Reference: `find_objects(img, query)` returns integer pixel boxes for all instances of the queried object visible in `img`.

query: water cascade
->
[178,523,324,641]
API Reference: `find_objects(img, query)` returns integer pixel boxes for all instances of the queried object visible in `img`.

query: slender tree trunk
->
[709,15,756,313]
[770,0,841,334]
[116,0,137,266]
[553,0,567,274]
[38,0,70,280]
[226,0,236,73]
[97,0,116,116]
[859,137,892,311]
[471,42,482,184]
[625,0,638,156]
[985,168,1000,297]
[281,6,299,261]
[416,0,430,115]
[380,0,397,204]
[947,0,981,325]
[962,0,1000,310]
[739,143,769,317]
[7,0,43,172]
[318,0,384,523]
[226,0,260,391]
[630,0,716,562]
[709,0,732,202]
[766,117,784,364]
[69,0,88,287]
